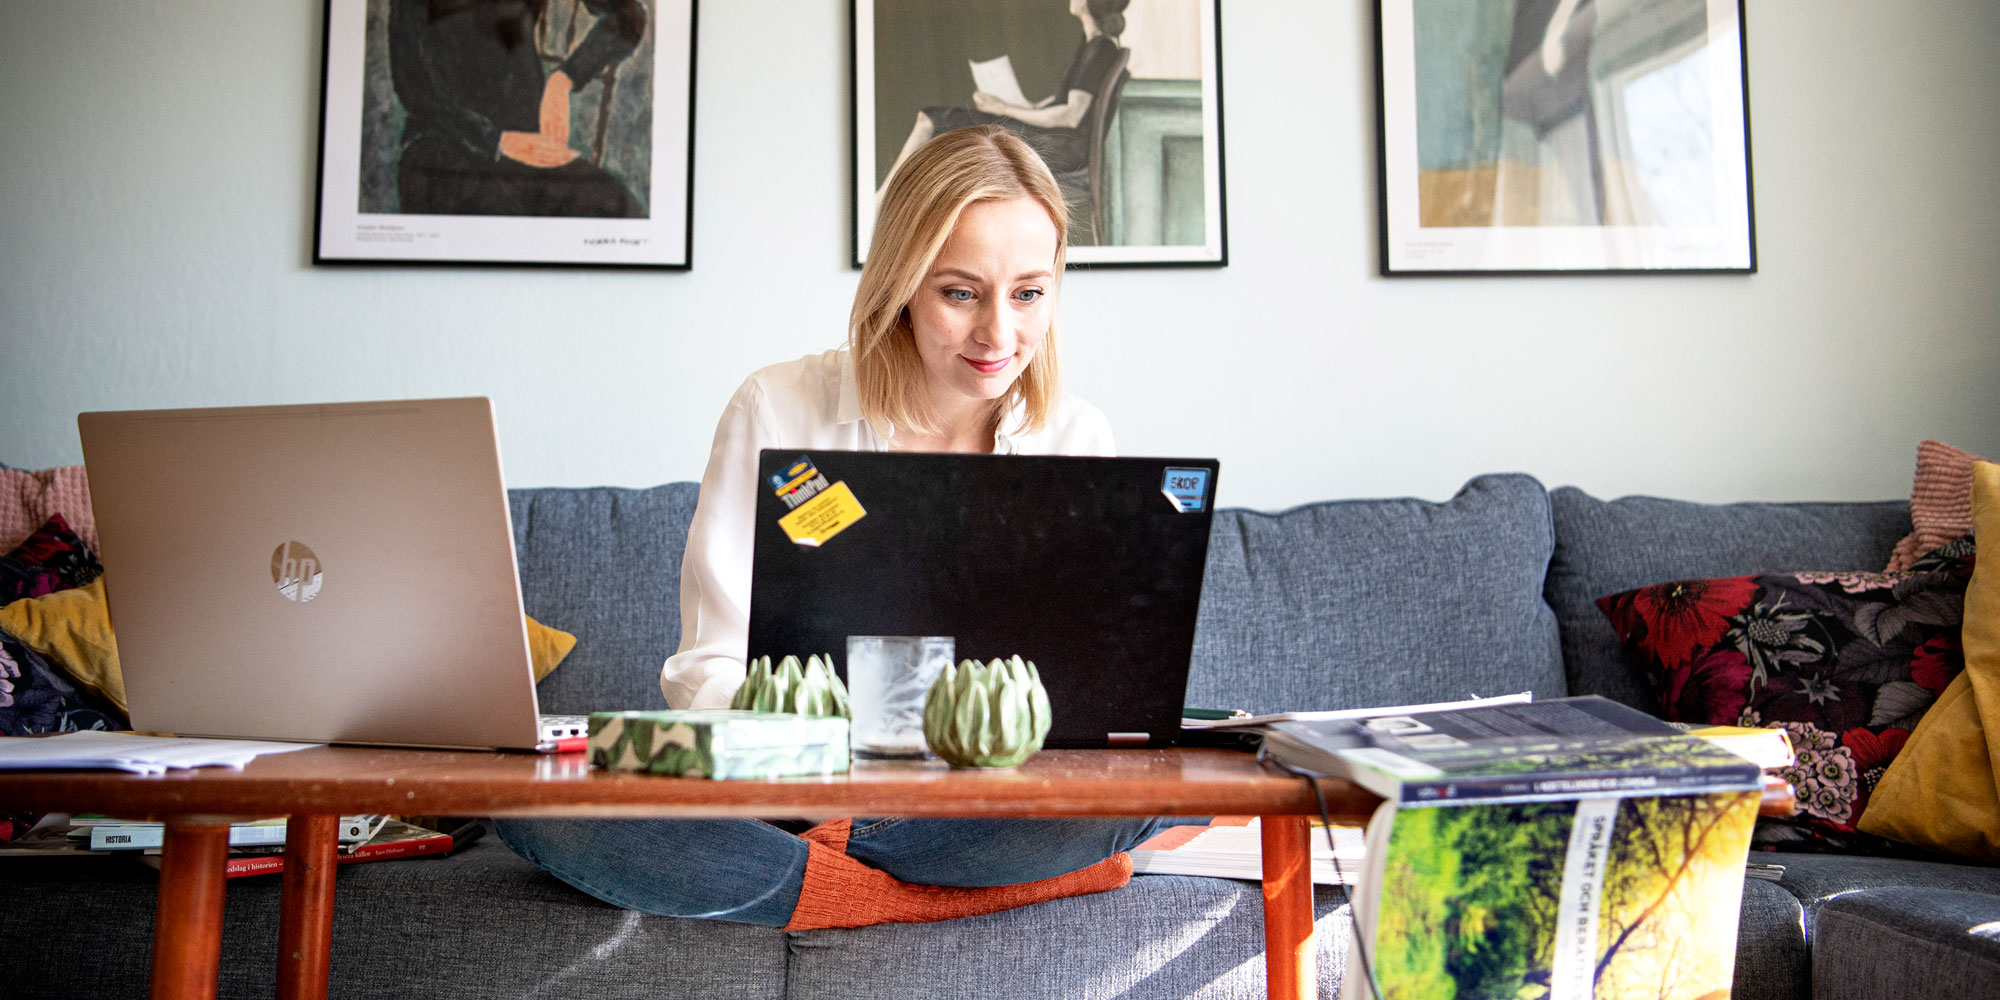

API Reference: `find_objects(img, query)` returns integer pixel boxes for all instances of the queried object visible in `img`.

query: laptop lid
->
[745,449,1220,748]
[76,397,546,750]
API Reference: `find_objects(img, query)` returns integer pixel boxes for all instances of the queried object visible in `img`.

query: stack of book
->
[0,813,469,878]
[75,813,387,852]
[1257,695,1774,1000]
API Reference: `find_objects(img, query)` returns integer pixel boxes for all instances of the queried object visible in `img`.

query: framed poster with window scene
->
[1377,0,1755,275]
[314,0,696,268]
[854,0,1228,267]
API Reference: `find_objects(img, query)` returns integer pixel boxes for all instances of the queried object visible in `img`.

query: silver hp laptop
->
[77,398,583,750]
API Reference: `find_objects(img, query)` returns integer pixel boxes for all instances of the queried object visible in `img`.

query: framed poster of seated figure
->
[314,0,697,268]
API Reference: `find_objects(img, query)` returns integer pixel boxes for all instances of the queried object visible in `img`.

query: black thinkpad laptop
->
[745,449,1220,749]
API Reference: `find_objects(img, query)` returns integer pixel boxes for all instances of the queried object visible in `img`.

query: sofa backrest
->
[510,484,697,715]
[1184,474,1568,715]
[1545,487,1912,711]
[508,477,1914,725]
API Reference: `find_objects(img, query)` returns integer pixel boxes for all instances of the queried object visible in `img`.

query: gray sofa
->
[5,474,1997,999]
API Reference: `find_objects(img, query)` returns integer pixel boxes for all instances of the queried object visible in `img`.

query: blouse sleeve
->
[660,378,771,710]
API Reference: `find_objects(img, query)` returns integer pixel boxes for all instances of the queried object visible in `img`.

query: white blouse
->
[660,348,1116,709]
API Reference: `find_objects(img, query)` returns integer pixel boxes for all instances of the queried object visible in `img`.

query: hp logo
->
[271,541,324,603]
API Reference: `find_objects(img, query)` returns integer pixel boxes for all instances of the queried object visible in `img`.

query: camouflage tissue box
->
[587,710,850,779]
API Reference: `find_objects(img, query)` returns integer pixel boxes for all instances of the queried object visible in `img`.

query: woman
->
[494,127,1162,929]
[877,0,1131,201]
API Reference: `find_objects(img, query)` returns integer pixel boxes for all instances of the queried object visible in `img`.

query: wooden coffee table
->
[0,746,1379,1000]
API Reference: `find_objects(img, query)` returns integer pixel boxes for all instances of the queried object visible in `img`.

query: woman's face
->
[906,196,1060,412]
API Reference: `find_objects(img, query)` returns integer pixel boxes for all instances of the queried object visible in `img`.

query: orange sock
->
[782,818,1132,931]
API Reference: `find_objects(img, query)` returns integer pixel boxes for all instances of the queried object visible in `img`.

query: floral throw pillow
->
[1595,538,1973,852]
[0,514,103,604]
[0,630,123,736]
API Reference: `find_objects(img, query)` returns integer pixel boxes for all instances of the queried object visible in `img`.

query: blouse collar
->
[835,349,1026,455]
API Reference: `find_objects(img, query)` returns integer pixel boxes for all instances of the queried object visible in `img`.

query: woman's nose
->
[974,298,1013,351]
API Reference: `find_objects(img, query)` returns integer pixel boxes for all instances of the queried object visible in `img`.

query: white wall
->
[3,1,1995,510]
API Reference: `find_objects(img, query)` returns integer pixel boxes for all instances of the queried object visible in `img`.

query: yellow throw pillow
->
[0,576,124,712]
[527,615,578,683]
[1859,460,2000,860]
[0,577,579,714]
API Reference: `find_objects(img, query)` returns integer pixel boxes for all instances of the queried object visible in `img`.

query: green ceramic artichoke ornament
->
[922,656,1052,768]
[731,654,851,719]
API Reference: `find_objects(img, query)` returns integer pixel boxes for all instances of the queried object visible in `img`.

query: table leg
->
[1261,814,1316,1000]
[278,814,341,1000]
[152,820,231,1000]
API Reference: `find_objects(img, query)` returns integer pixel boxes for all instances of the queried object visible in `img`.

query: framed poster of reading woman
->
[854,0,1228,267]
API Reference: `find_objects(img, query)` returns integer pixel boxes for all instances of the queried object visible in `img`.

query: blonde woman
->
[493,127,1162,929]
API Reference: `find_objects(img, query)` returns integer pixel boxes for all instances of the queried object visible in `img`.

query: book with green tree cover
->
[1350,790,1761,1000]
[1270,698,1767,1000]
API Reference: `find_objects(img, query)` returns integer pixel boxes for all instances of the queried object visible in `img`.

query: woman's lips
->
[962,355,1010,374]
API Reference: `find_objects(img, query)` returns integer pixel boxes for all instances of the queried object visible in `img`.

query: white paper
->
[1129,818,1370,885]
[0,731,320,774]
[1181,691,1535,730]
[968,55,1031,108]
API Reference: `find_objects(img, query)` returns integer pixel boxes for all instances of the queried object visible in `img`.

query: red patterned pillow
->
[0,514,103,604]
[1595,539,1973,852]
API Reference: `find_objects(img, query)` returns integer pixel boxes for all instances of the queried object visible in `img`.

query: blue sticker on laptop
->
[1161,468,1209,512]
[771,455,831,510]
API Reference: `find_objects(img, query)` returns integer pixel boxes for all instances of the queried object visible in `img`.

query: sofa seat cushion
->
[0,833,789,999]
[1732,877,1811,1000]
[1187,474,1565,715]
[1546,488,1911,710]
[787,874,1352,1000]
[1764,850,2000,916]
[510,484,700,715]
[1809,888,2000,1000]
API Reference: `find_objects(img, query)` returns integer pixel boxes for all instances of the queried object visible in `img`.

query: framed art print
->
[853,0,1228,267]
[1377,0,1755,275]
[314,0,696,268]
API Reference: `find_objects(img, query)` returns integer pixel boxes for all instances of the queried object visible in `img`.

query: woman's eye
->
[945,289,974,302]
[1015,288,1044,302]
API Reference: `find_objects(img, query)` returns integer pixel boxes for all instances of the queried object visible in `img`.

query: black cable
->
[1262,747,1384,1000]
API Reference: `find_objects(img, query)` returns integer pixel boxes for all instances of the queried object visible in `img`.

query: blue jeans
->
[492,816,1171,927]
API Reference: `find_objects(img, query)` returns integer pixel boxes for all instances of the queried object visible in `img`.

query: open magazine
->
[1264,696,1765,1000]
[1130,816,1367,885]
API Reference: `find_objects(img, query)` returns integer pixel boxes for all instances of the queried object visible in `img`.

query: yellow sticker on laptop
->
[778,480,866,547]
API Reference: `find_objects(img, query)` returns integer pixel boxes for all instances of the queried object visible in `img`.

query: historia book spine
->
[138,820,455,879]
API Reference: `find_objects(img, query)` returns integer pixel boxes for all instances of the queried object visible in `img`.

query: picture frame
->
[1376,0,1755,276]
[852,0,1228,268]
[314,0,697,268]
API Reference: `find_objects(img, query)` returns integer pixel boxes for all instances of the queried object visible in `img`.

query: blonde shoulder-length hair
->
[850,126,1069,440]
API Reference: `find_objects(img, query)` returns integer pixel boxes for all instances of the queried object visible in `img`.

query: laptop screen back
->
[745,449,1219,748]
[77,398,544,749]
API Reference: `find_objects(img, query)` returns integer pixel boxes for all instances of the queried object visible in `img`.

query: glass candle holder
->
[845,635,954,759]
